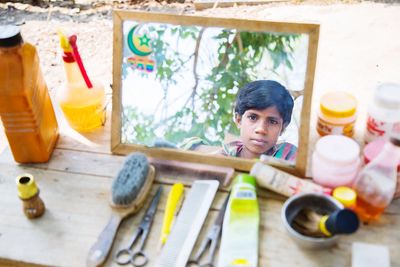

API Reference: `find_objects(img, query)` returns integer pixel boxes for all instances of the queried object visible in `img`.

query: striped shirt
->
[222,140,297,162]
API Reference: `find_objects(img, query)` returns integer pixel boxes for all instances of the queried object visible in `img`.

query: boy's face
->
[235,106,284,159]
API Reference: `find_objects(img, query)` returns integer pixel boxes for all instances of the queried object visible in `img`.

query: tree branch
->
[190,28,205,112]
[206,32,237,111]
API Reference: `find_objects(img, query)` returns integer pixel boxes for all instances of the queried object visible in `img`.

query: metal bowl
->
[281,193,344,249]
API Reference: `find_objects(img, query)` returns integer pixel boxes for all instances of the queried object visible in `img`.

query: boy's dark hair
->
[234,80,294,127]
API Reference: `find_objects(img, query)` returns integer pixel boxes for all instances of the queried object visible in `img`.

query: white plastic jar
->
[364,83,400,143]
[312,135,361,188]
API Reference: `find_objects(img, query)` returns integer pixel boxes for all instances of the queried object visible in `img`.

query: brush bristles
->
[111,153,149,206]
[291,208,326,238]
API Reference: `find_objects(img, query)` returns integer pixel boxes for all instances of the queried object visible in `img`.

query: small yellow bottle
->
[16,174,45,219]
[57,31,105,132]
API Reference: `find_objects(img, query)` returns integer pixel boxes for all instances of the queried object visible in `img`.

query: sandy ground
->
[1,1,400,169]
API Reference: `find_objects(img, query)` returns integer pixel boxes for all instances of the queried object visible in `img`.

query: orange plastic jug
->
[0,25,59,163]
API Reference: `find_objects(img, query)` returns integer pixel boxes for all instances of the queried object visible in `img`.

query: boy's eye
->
[269,119,278,125]
[248,114,257,121]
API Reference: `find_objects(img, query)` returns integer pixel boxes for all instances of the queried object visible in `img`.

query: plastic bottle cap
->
[0,25,23,47]
[234,174,256,187]
[16,174,39,199]
[320,91,357,118]
[374,83,400,109]
[325,208,360,235]
[332,186,357,208]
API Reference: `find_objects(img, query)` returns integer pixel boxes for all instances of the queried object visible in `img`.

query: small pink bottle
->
[353,136,400,221]
[363,137,400,198]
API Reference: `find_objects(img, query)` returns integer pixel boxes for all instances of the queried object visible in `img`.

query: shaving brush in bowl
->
[291,208,359,238]
[281,193,359,249]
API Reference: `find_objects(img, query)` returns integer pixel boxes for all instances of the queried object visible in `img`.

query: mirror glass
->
[112,11,319,176]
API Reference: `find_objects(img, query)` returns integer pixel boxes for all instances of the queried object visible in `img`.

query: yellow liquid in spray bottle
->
[57,31,105,132]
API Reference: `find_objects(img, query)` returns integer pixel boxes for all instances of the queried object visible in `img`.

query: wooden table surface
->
[0,116,399,267]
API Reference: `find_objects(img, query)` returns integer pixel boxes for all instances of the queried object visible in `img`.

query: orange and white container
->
[0,25,59,163]
[317,91,357,137]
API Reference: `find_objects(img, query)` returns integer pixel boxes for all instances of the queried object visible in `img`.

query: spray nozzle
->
[68,34,93,89]
[57,30,72,53]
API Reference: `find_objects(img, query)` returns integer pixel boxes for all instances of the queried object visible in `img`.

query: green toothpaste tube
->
[218,174,259,267]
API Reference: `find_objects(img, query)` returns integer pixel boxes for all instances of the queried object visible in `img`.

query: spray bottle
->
[57,31,105,132]
[352,136,400,221]
[218,174,259,267]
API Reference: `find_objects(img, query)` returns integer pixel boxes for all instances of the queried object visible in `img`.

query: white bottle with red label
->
[364,83,400,143]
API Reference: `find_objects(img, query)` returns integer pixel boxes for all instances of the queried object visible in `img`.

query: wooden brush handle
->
[149,158,235,186]
[86,213,122,267]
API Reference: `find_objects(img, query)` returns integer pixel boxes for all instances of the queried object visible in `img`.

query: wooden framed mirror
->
[111,10,319,177]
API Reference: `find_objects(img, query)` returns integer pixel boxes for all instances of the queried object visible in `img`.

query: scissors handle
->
[114,228,143,265]
[115,248,134,265]
[186,260,214,267]
[131,250,148,267]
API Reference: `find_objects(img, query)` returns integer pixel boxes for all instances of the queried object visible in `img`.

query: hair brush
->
[86,153,155,267]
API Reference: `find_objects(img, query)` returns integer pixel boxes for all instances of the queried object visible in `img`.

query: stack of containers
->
[313,86,400,221]
[313,91,360,188]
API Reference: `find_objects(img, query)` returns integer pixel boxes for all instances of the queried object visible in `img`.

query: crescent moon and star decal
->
[126,25,155,73]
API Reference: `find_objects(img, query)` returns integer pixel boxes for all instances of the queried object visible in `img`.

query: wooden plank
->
[1,157,399,267]
[1,146,398,212]
[0,148,234,190]
[0,161,228,266]
[0,165,111,267]
[111,11,123,154]
[194,0,287,11]
[0,259,45,267]
[55,110,112,154]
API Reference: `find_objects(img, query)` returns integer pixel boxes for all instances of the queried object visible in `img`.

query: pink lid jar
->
[312,135,361,188]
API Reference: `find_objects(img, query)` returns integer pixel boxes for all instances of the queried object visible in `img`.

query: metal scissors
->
[187,194,230,267]
[114,186,162,266]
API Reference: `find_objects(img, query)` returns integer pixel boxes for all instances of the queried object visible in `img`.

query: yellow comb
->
[160,183,184,245]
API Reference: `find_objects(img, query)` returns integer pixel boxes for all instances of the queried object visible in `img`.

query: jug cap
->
[0,25,23,47]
